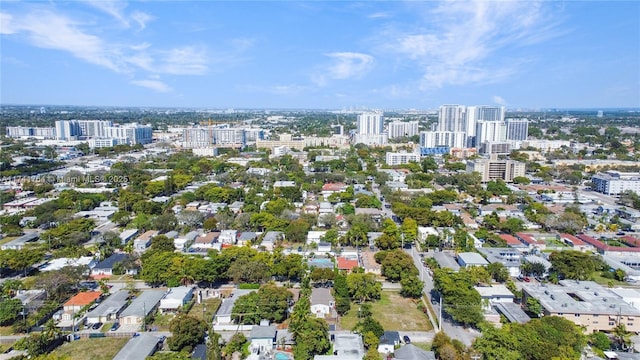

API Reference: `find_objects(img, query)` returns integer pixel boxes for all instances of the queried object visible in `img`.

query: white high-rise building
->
[506,119,529,141]
[388,121,419,139]
[353,111,387,145]
[420,131,467,149]
[105,123,152,145]
[357,111,384,135]
[438,105,467,133]
[55,120,81,140]
[78,120,113,138]
[466,106,505,146]
[385,151,421,166]
[476,120,507,147]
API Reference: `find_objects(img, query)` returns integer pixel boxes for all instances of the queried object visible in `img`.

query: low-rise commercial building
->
[521,280,640,333]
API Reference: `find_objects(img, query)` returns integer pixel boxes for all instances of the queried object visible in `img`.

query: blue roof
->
[93,253,127,270]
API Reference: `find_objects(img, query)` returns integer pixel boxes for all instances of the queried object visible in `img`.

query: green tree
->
[223,333,248,358]
[526,297,543,317]
[487,262,510,283]
[354,316,384,338]
[549,251,598,280]
[380,250,418,282]
[346,273,382,303]
[400,275,423,298]
[292,317,331,360]
[0,298,23,325]
[168,315,207,353]
[589,332,611,351]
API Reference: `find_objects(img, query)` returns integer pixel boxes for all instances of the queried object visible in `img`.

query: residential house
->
[193,232,219,249]
[477,247,522,277]
[559,233,594,252]
[474,285,515,309]
[174,230,200,251]
[378,331,401,354]
[119,229,139,245]
[118,290,166,325]
[62,291,102,320]
[133,230,159,252]
[314,332,364,360]
[457,252,489,268]
[0,232,39,250]
[214,289,257,325]
[91,253,132,278]
[86,290,129,324]
[310,288,334,318]
[250,325,277,354]
[219,230,238,245]
[307,231,327,245]
[237,232,258,246]
[317,242,332,254]
[499,234,528,250]
[393,344,436,360]
[261,231,284,251]
[229,201,244,214]
[112,333,162,360]
[337,256,359,273]
[158,286,194,313]
[516,232,546,251]
[321,183,347,197]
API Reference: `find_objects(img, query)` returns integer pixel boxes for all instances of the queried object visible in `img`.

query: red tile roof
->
[516,233,537,245]
[64,291,101,307]
[621,235,640,247]
[499,234,523,246]
[561,234,587,246]
[322,183,347,192]
[337,257,359,270]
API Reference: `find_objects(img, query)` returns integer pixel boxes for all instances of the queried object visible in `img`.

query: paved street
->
[407,247,480,346]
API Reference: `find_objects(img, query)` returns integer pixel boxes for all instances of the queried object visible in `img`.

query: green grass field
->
[188,298,222,323]
[51,337,129,360]
[340,291,433,332]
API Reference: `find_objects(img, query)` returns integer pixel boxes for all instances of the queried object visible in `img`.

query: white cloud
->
[368,12,391,19]
[157,46,208,75]
[130,79,171,92]
[492,95,508,106]
[377,0,560,89]
[5,9,125,72]
[2,6,210,80]
[314,52,374,85]
[84,1,154,30]
[0,12,16,34]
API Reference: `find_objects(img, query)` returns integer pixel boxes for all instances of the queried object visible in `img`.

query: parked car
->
[110,322,120,331]
[403,335,411,344]
[92,322,103,330]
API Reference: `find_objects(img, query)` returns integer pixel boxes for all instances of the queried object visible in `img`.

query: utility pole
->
[439,295,443,332]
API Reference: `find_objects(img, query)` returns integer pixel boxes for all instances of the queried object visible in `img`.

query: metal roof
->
[112,333,160,360]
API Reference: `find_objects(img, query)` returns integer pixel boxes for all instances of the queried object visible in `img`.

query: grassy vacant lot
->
[340,291,432,332]
[188,298,222,322]
[0,326,13,336]
[52,337,129,360]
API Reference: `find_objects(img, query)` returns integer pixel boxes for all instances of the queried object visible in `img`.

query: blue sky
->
[1,1,639,109]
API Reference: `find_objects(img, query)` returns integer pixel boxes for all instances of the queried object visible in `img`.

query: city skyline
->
[1,1,639,109]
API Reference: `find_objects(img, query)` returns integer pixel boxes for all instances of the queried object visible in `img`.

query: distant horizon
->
[2,103,640,113]
[1,2,638,109]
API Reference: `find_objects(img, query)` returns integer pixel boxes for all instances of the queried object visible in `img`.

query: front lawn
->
[51,337,129,360]
[188,298,222,322]
[340,291,433,331]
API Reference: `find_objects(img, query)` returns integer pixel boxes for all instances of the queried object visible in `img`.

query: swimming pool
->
[309,258,333,268]
[274,352,292,360]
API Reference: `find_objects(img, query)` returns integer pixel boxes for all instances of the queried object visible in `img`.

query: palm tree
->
[613,323,631,351]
